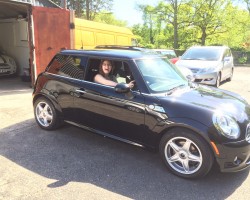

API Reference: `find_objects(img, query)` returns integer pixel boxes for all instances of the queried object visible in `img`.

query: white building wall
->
[0,19,29,75]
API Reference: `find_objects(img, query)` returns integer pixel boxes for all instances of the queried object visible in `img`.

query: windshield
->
[156,50,177,59]
[182,48,222,61]
[135,58,188,93]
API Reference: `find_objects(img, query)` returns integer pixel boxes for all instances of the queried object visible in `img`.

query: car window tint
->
[113,61,132,84]
[47,55,85,79]
[85,58,101,81]
[182,48,222,61]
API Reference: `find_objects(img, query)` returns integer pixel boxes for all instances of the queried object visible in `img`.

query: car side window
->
[47,54,86,79]
[114,61,135,83]
[86,59,131,84]
[85,59,138,90]
[114,61,138,91]
[85,58,101,82]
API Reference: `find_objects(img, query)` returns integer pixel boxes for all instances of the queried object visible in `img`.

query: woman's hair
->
[99,59,113,76]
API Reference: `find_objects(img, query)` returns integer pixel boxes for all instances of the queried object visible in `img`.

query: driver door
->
[73,59,147,145]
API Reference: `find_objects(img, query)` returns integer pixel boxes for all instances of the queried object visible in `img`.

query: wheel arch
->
[156,121,215,156]
[33,93,63,115]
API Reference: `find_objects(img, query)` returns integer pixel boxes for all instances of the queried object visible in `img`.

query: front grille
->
[194,79,202,83]
[246,123,250,143]
[0,63,10,69]
[0,71,10,75]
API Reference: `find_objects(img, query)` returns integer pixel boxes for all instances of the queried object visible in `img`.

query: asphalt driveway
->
[0,67,250,200]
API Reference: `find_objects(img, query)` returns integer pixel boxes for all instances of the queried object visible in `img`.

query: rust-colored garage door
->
[32,6,70,78]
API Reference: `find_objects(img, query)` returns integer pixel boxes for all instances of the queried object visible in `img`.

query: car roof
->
[60,49,160,60]
[189,46,229,50]
[153,49,175,52]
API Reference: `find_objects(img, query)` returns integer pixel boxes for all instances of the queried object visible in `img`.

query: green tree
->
[157,0,190,49]
[138,5,158,45]
[50,0,113,20]
[94,12,127,26]
[192,0,232,45]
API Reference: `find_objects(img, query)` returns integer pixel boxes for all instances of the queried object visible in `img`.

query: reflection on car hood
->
[176,60,220,69]
[158,85,250,125]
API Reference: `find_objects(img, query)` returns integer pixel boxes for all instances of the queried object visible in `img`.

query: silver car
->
[0,50,17,76]
[176,46,234,87]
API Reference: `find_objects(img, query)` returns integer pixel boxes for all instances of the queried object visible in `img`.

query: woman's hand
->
[127,80,135,89]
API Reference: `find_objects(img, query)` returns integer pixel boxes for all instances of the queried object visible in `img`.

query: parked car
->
[153,49,179,64]
[33,48,250,179]
[175,46,234,87]
[0,50,17,76]
[153,49,193,80]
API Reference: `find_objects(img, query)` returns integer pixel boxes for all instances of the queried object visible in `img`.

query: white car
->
[0,51,17,76]
[176,46,234,87]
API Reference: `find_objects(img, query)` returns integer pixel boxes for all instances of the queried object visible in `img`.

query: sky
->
[112,0,159,26]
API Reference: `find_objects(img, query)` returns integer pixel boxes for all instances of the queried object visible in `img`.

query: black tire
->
[227,68,233,82]
[34,97,63,130]
[159,128,214,179]
[215,72,221,88]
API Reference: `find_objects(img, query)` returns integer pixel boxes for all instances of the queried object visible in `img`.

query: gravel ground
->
[0,67,250,200]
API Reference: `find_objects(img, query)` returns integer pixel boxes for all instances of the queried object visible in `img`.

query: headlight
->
[212,113,240,139]
[9,58,16,66]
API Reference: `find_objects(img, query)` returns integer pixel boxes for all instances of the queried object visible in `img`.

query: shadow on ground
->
[0,77,32,92]
[0,119,249,200]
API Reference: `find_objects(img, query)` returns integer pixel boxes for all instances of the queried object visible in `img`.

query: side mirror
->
[186,75,195,82]
[115,83,130,93]
[224,57,230,62]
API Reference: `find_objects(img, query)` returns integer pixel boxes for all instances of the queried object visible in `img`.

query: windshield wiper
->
[166,84,186,95]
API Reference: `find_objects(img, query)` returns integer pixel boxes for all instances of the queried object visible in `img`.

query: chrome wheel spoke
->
[168,153,180,163]
[182,159,190,172]
[182,140,191,151]
[43,117,49,126]
[46,113,53,121]
[169,141,180,153]
[38,104,44,112]
[44,104,49,112]
[188,153,201,163]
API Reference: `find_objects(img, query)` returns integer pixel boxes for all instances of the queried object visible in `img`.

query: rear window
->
[47,55,87,79]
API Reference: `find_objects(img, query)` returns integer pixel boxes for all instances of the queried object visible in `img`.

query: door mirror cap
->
[224,57,230,62]
[186,75,195,82]
[115,83,130,93]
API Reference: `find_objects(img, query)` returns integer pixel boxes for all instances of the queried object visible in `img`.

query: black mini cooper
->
[33,48,250,179]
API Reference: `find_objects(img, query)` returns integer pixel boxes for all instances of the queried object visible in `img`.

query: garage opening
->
[0,0,30,82]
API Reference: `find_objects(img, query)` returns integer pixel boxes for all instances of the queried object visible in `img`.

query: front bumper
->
[193,72,217,85]
[0,64,16,76]
[216,141,250,172]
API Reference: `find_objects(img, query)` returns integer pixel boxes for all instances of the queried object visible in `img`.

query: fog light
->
[233,156,242,165]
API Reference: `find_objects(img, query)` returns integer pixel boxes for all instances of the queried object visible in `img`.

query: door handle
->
[75,89,86,95]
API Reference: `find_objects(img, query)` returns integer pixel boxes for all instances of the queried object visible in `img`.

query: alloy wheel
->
[164,136,203,175]
[35,101,53,127]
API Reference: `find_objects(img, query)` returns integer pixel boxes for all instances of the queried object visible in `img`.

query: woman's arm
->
[94,74,117,87]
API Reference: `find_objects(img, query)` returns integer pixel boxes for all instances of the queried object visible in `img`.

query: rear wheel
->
[34,97,63,130]
[159,128,214,179]
[227,68,233,82]
[215,72,221,87]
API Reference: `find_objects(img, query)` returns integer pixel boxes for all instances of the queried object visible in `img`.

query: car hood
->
[176,60,220,70]
[157,85,250,126]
